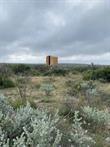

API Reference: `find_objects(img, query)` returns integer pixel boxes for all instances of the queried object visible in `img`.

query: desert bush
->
[10,64,46,76]
[15,76,32,101]
[59,102,72,117]
[23,112,62,147]
[0,96,62,146]
[40,83,55,96]
[30,69,41,76]
[82,106,110,126]
[50,69,68,76]
[11,103,37,138]
[66,80,82,97]
[40,83,55,103]
[83,67,110,82]
[66,80,97,104]
[11,64,31,75]
[0,95,107,147]
[34,64,50,73]
[0,64,15,89]
[0,63,12,77]
[0,76,15,89]
[70,111,95,147]
[9,98,26,109]
[83,70,94,81]
[59,97,78,117]
[0,95,14,115]
[80,81,98,102]
[0,127,10,147]
[43,68,68,76]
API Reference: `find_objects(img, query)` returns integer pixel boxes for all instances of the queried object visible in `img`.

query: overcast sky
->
[0,0,110,64]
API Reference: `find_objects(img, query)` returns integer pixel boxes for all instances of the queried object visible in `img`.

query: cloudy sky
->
[0,0,110,64]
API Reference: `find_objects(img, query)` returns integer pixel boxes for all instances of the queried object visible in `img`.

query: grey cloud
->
[0,0,110,64]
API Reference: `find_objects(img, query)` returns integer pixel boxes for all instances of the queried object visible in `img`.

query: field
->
[0,63,110,147]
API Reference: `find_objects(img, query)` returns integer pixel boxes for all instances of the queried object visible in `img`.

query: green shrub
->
[59,103,72,117]
[40,83,55,96]
[66,80,97,99]
[9,98,26,109]
[0,95,105,147]
[83,70,93,81]
[43,68,68,76]
[83,67,110,82]
[70,111,95,147]
[11,64,31,75]
[0,95,14,115]
[66,80,82,97]
[0,76,15,89]
[31,70,41,76]
[82,106,110,126]
[34,64,49,73]
[59,97,77,117]
[80,81,97,98]
[15,76,31,101]
[0,96,62,147]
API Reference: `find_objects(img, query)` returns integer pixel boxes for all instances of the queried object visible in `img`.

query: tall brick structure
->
[46,56,58,65]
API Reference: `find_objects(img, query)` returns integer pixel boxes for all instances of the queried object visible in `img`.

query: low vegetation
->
[0,63,110,147]
[83,67,110,82]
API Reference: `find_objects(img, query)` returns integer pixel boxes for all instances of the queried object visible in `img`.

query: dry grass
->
[0,74,110,111]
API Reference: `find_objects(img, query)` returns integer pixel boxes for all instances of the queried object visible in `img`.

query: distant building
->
[46,56,58,66]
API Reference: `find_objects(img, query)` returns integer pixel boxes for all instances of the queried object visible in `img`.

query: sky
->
[0,0,110,64]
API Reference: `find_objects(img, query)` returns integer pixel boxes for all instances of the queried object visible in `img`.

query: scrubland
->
[0,63,110,147]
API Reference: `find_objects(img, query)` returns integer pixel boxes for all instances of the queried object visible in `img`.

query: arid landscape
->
[0,0,110,146]
[0,63,110,147]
